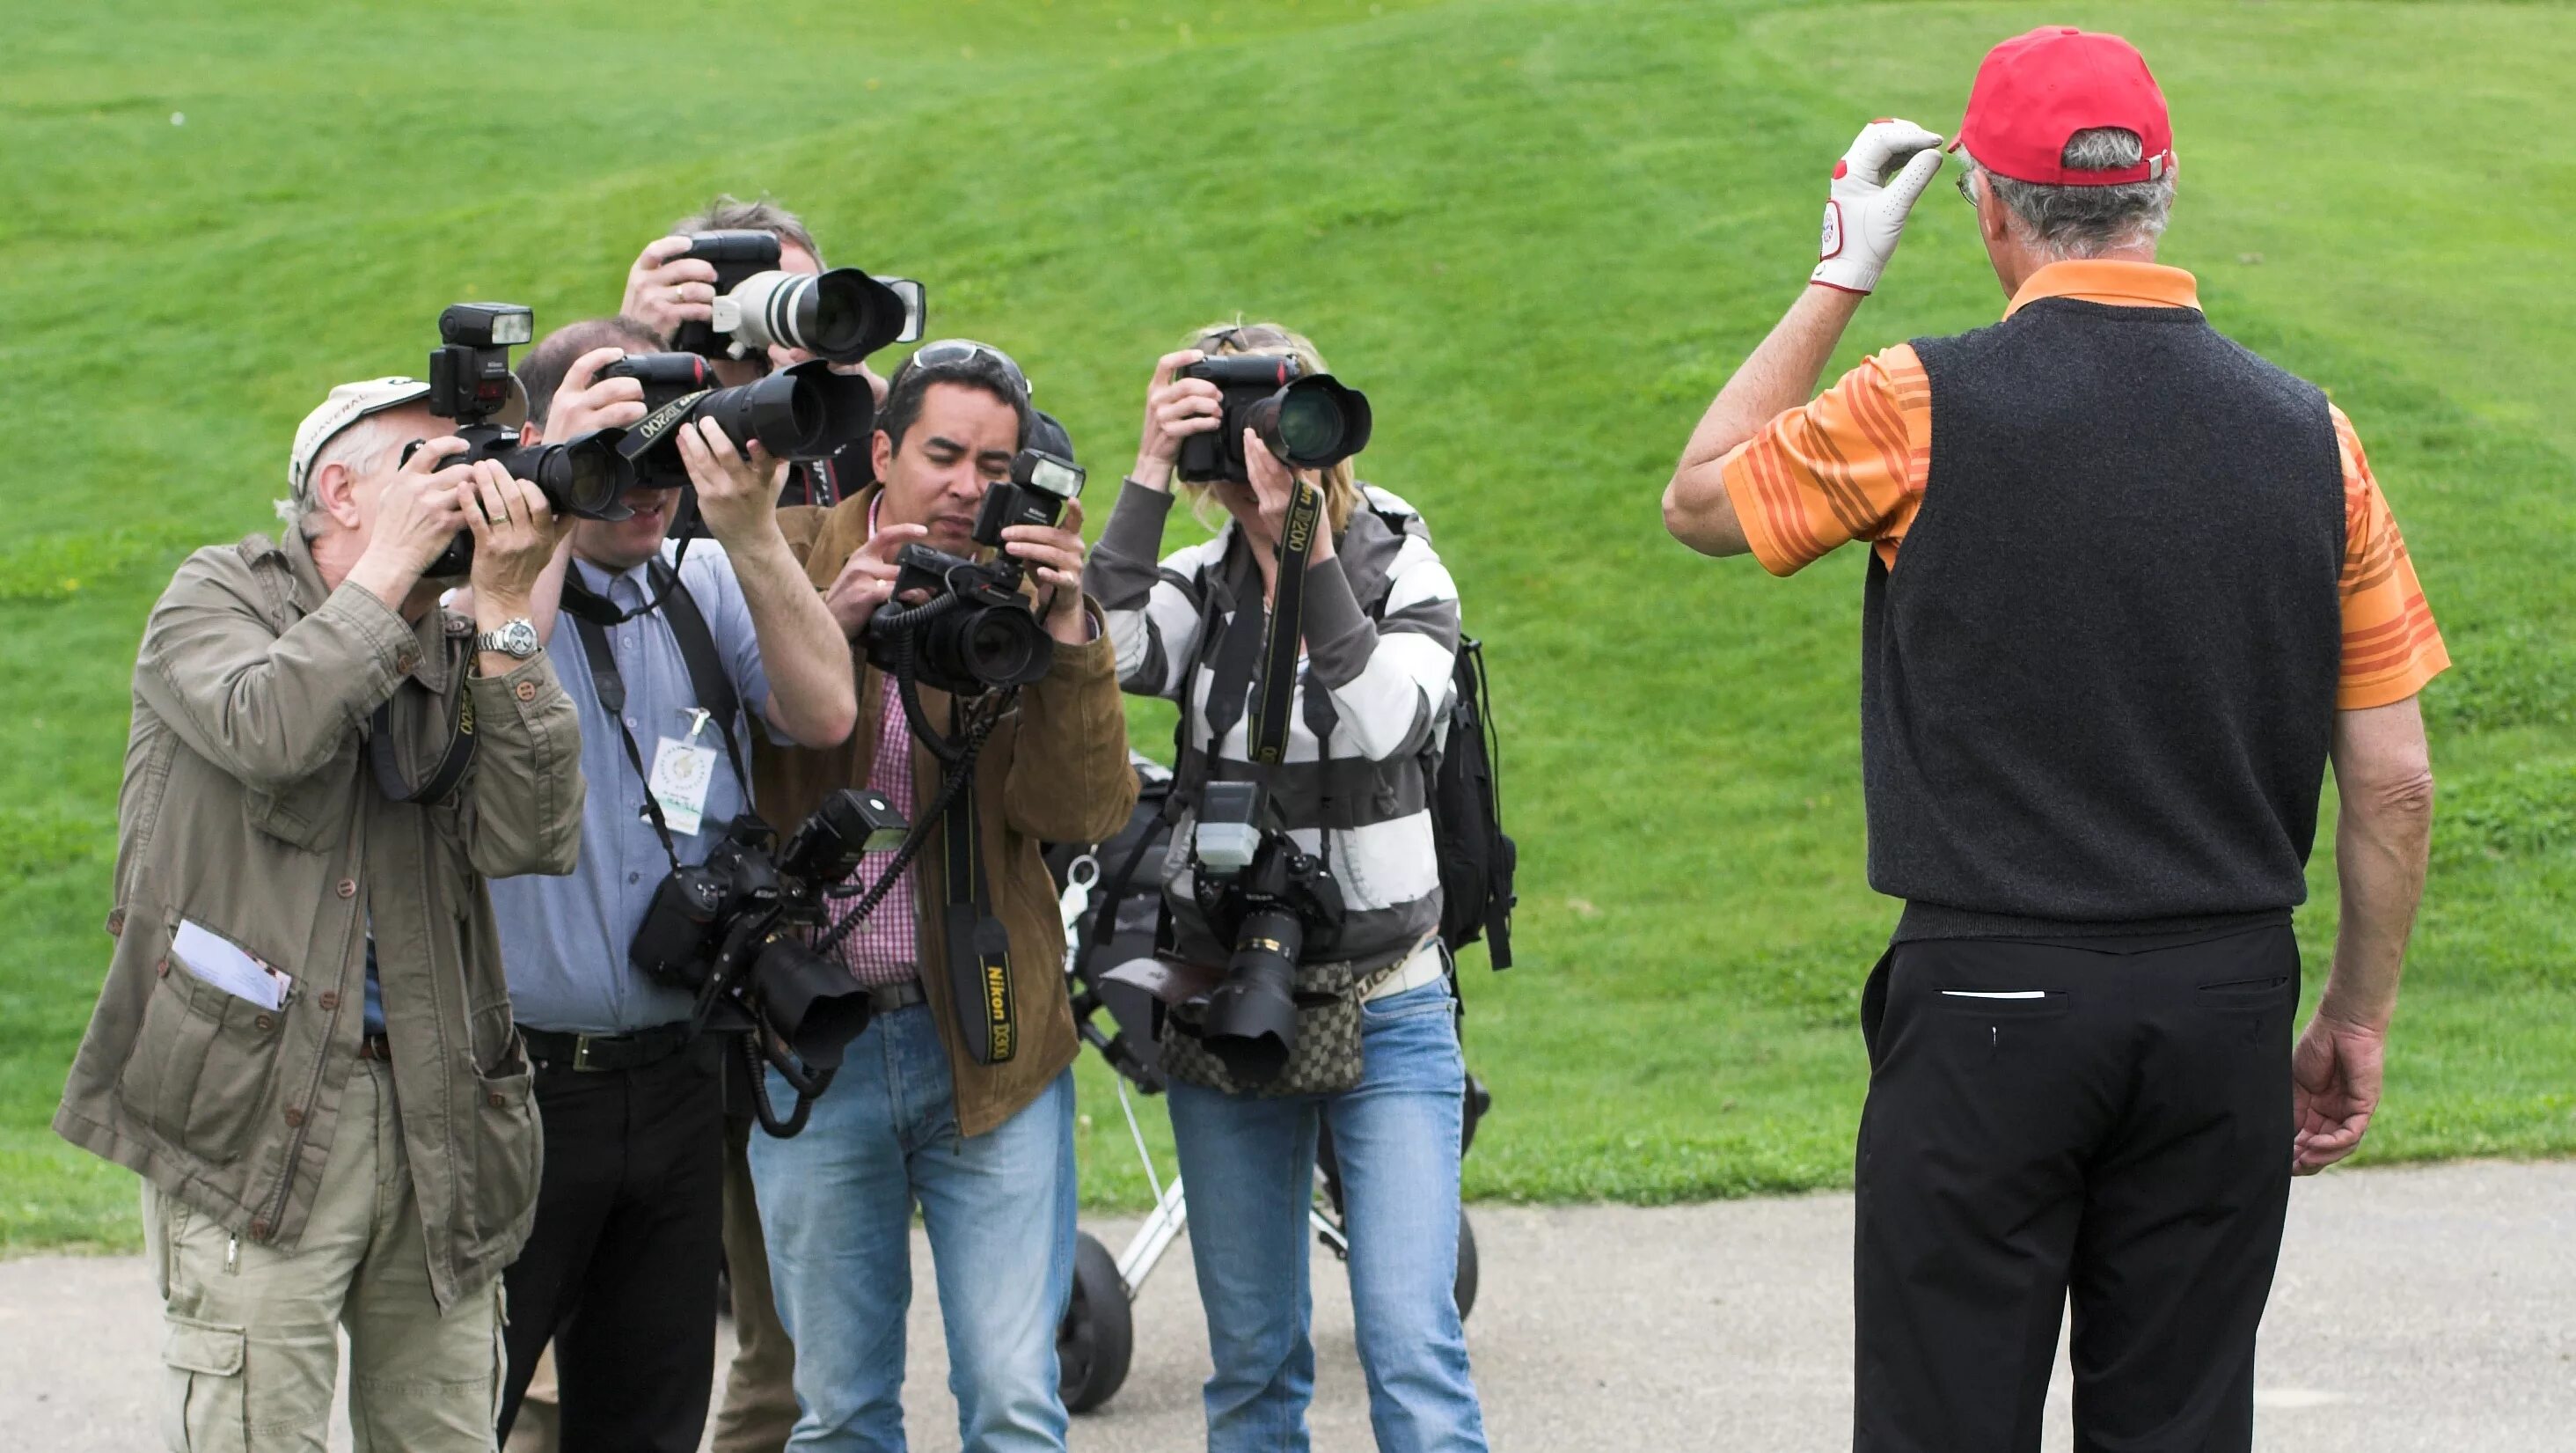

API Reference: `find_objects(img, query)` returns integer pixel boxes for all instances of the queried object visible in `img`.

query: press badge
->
[647,708,720,836]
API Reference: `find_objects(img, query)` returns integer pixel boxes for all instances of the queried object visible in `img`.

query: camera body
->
[865,448,1085,695]
[418,304,639,576]
[630,788,910,1072]
[601,351,876,495]
[1185,781,1347,1086]
[669,230,927,365]
[1175,354,1373,487]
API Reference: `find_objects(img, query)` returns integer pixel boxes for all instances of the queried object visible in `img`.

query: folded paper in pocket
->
[1940,989,2048,1000]
[172,921,291,1011]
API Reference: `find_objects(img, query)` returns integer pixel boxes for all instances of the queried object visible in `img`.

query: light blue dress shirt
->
[489,539,777,1033]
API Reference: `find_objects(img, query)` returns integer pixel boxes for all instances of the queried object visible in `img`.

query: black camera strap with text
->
[940,695,1017,1066]
[367,674,479,807]
[1248,478,1323,770]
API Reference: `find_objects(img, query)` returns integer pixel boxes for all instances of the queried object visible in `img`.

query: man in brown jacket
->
[54,377,587,1450]
[746,342,1134,1451]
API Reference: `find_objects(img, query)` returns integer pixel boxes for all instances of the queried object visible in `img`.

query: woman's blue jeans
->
[1166,979,1491,1453]
[746,1002,1076,1453]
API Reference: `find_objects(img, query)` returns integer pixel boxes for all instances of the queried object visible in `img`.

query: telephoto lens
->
[698,359,877,460]
[714,268,926,364]
[1199,905,1308,1084]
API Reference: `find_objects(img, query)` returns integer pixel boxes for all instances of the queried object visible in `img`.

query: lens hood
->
[1246,374,1372,471]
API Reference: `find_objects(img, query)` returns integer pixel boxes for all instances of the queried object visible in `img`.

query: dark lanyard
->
[566,562,749,871]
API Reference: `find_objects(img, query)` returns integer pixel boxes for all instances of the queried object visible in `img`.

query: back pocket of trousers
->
[2198,974,2291,1010]
[1936,988,2070,1017]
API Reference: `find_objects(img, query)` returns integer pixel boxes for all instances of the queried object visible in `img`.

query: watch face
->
[490,620,540,657]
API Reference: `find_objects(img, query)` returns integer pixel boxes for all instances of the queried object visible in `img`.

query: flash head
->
[437,303,534,349]
[1011,448,1084,502]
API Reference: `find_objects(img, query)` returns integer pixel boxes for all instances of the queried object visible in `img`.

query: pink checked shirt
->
[827,668,921,987]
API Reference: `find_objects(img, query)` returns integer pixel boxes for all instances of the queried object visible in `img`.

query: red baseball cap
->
[1952,26,2173,186]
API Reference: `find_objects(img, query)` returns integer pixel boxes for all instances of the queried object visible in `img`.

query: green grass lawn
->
[4,0,2570,1250]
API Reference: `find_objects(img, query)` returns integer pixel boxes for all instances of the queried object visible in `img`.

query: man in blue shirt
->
[486,316,859,1451]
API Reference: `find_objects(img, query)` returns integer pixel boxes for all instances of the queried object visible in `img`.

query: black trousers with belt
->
[1853,924,2300,1453]
[498,1029,727,1452]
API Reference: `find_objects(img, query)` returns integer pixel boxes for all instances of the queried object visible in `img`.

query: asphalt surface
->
[4,1159,2568,1451]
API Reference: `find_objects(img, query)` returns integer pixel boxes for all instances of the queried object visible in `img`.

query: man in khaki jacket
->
[748,342,1134,1452]
[54,378,586,1451]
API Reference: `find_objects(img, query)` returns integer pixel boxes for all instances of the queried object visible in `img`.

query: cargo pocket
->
[121,973,289,1166]
[466,1038,542,1239]
[160,1313,246,1453]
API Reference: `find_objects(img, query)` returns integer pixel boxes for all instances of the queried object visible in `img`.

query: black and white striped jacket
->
[1091,481,1463,975]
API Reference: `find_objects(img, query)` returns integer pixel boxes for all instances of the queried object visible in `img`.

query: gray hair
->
[1974,128,2175,260]
[274,412,403,529]
[673,193,823,266]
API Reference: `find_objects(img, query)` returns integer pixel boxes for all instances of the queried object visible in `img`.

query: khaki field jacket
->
[758,492,1137,1137]
[54,530,583,1309]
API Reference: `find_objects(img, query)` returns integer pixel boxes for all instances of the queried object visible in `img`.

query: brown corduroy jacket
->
[761,490,1137,1136]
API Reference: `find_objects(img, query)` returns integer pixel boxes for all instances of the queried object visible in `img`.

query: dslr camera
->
[866,448,1085,695]
[1183,780,1347,1085]
[414,303,639,576]
[630,788,911,1131]
[597,351,877,493]
[1176,354,1373,486]
[670,230,926,365]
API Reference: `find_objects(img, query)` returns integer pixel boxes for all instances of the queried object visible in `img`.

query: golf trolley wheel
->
[1058,1231,1133,1413]
[1454,1209,1480,1322]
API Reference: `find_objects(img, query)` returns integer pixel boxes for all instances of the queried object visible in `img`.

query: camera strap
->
[366,678,478,807]
[1248,478,1324,770]
[940,700,1017,1066]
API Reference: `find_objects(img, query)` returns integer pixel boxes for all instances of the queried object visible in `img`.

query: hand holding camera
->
[623,236,722,343]
[348,436,476,599]
[997,494,1092,644]
[675,416,787,547]
[1132,348,1222,489]
[543,346,649,444]
[459,460,562,614]
[866,448,1087,695]
[823,521,930,638]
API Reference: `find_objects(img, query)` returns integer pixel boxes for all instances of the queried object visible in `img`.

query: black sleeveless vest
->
[1868,297,2345,940]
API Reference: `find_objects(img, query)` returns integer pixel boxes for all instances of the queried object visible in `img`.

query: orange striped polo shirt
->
[1718,261,2448,709]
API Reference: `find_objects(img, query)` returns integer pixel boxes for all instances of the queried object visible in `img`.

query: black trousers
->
[1853,925,2299,1453]
[498,1033,726,1452]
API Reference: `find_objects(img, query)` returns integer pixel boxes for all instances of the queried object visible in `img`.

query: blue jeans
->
[746,1002,1076,1453]
[1167,980,1490,1453]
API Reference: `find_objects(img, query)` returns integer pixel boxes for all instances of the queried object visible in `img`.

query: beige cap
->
[287,375,529,495]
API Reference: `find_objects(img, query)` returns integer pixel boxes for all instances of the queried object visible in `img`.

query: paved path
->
[4,1160,2567,1450]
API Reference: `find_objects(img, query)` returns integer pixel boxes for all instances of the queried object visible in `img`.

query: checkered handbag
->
[1160,959,1365,1098]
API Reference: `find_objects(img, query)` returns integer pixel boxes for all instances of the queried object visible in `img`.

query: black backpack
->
[1428,633,1517,967]
[1354,493,1517,968]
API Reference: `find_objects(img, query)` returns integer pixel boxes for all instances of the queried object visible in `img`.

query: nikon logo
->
[632,391,711,447]
[984,963,1013,1053]
[457,694,477,737]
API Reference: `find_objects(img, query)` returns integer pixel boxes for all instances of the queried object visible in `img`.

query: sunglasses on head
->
[904,339,1032,399]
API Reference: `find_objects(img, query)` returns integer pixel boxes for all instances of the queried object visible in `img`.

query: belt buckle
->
[573,1034,601,1072]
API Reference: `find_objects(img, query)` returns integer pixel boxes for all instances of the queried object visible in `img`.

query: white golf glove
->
[1811,119,1947,295]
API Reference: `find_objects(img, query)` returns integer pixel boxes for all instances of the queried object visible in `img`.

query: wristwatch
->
[474,618,541,660]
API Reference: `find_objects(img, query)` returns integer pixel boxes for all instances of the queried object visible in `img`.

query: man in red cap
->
[1664,26,2446,1451]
